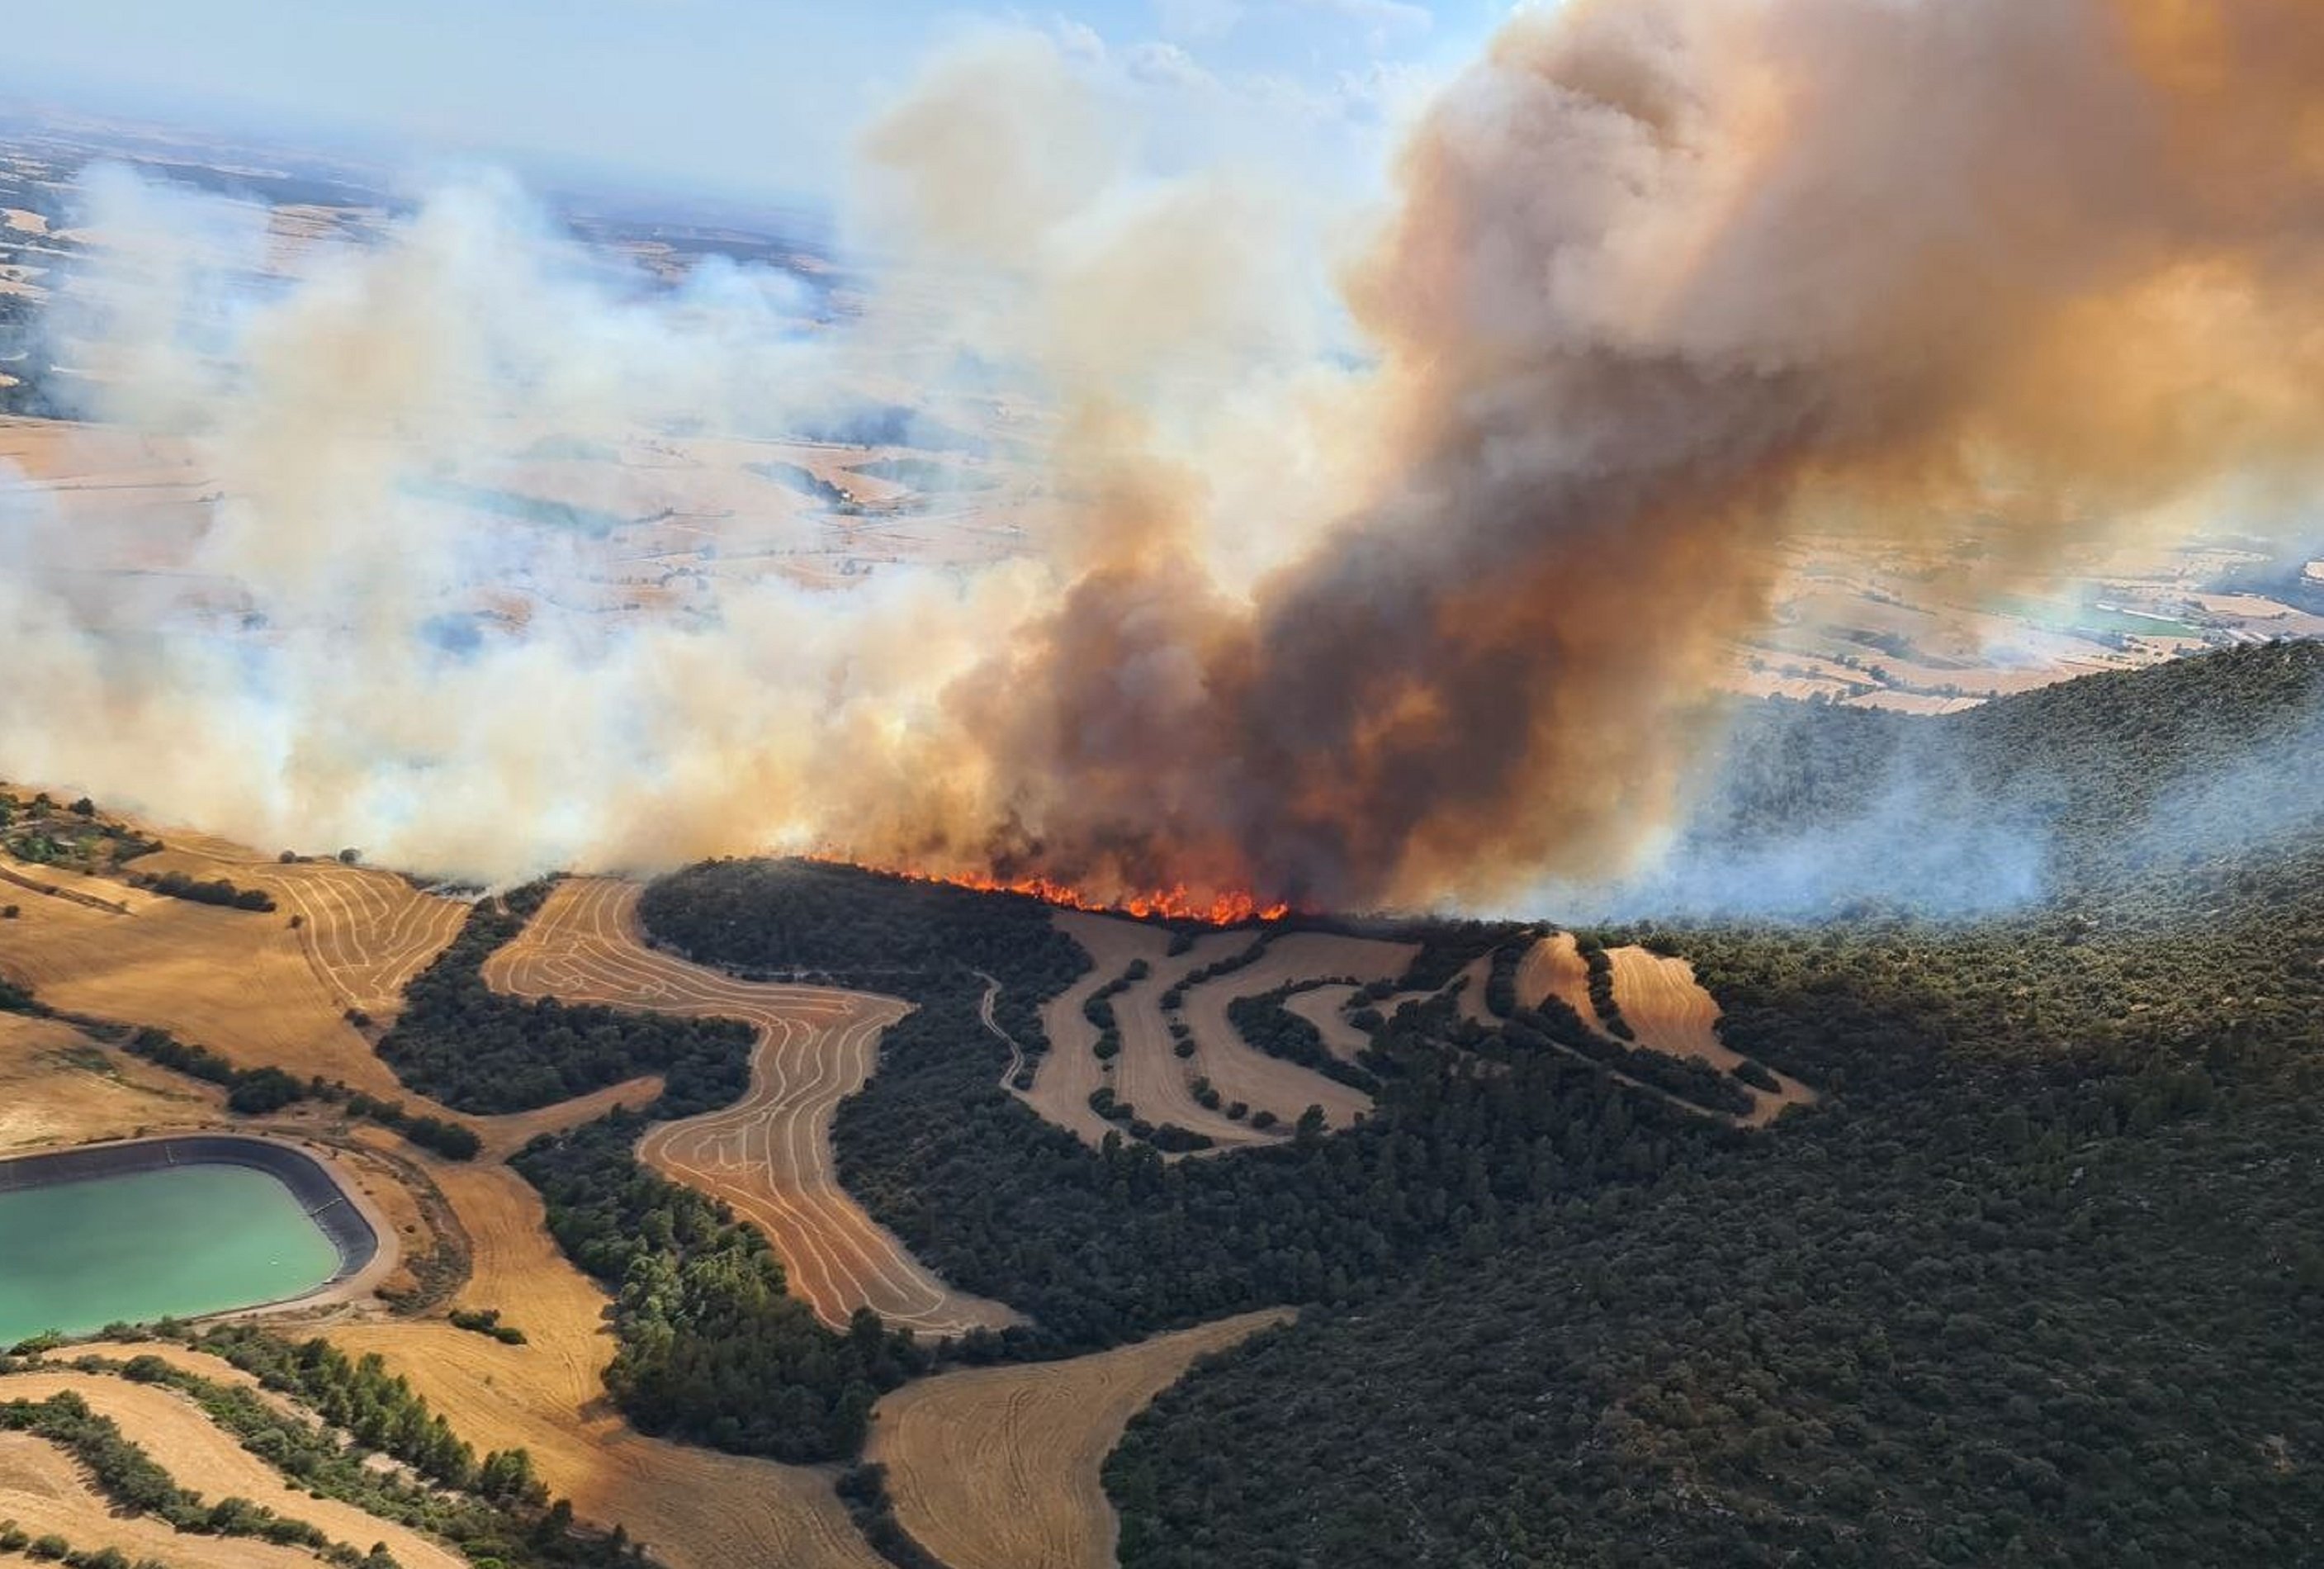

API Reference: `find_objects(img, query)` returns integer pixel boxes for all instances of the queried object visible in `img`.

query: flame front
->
[812,856,1289,926]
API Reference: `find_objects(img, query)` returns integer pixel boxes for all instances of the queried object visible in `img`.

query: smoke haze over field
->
[4,0,2324,910]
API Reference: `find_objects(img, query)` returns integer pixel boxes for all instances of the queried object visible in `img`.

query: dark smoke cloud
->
[6,2,2324,911]
[907,0,2324,909]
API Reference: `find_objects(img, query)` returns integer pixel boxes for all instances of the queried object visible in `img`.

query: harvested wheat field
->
[1280,983,1371,1062]
[328,1148,886,1569]
[0,1433,324,1569]
[868,1308,1293,1569]
[0,1012,222,1150]
[1040,913,1275,1152]
[0,854,406,1100]
[1514,931,1597,1020]
[1027,911,1157,1145]
[470,1072,666,1160]
[0,1368,464,1569]
[1603,946,1817,1126]
[483,876,1016,1335]
[1172,931,1418,1131]
[139,835,466,1017]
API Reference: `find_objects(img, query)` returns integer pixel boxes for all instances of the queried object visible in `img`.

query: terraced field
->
[1032,914,1272,1152]
[1171,931,1418,1131]
[0,1368,463,1569]
[135,837,466,1017]
[482,876,1017,1335]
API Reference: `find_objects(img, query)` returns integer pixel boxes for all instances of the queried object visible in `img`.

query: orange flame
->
[811,856,1289,926]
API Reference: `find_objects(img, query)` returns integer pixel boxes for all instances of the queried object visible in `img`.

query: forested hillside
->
[1633,638,2324,917]
[465,644,2324,1562]
[640,860,1731,1349]
[1105,641,2324,1567]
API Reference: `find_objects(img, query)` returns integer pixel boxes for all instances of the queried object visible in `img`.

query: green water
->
[0,1164,341,1344]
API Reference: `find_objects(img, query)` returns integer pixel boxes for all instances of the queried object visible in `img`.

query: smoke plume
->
[5,0,2324,911]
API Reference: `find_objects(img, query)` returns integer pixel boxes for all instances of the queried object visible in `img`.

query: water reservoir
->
[0,1136,374,1344]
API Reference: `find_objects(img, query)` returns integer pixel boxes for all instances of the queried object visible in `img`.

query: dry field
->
[1172,931,1419,1131]
[1514,931,1597,1020]
[1034,914,1272,1152]
[0,1012,222,1150]
[1025,912,1147,1145]
[140,835,467,1017]
[0,851,943,1569]
[482,876,1016,1335]
[867,1308,1293,1569]
[0,1368,464,1569]
[0,1433,324,1569]
[1603,946,1818,1127]
[328,1152,888,1569]
[1280,984,1372,1062]
[0,846,406,1100]
[1513,933,1815,1126]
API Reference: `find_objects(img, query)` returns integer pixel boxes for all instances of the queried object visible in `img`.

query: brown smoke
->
[872,0,2324,909]
[6,2,2322,912]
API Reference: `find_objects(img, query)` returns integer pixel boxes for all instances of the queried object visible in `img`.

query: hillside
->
[1104,642,2324,1567]
[1623,638,2324,918]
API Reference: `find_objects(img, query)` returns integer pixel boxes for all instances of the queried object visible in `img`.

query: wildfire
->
[812,856,1290,925]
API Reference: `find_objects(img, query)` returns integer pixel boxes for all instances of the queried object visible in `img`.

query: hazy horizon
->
[0,0,1512,211]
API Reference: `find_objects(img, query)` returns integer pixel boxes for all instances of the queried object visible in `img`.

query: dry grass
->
[0,1012,222,1151]
[1172,931,1418,1131]
[482,876,1016,1334]
[1603,946,1818,1127]
[867,1308,1293,1569]
[0,1368,465,1569]
[139,836,466,1017]
[0,848,404,1100]
[470,1073,665,1162]
[328,1152,887,1569]
[0,1433,323,1569]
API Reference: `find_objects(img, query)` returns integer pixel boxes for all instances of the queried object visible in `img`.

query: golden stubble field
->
[867,1308,1295,1569]
[0,837,1351,1569]
[481,876,1017,1336]
[1515,931,1818,1126]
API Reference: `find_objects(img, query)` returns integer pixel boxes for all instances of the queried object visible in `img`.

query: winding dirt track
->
[0,1369,464,1569]
[1173,931,1418,1131]
[867,1308,1293,1569]
[482,876,1017,1336]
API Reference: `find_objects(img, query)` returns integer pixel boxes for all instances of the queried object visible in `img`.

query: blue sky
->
[0,1,1515,205]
